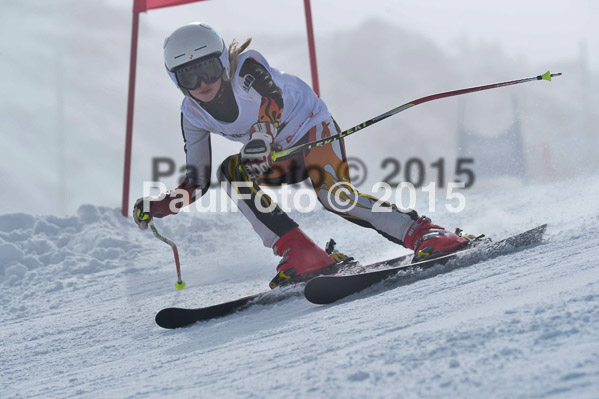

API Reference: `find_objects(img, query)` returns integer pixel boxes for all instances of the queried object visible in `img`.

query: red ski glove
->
[132,196,176,230]
[132,178,201,230]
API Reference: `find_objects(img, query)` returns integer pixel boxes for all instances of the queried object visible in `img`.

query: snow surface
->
[2,176,599,398]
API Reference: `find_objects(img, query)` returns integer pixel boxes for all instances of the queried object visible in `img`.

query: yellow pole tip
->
[175,280,186,290]
[542,71,552,81]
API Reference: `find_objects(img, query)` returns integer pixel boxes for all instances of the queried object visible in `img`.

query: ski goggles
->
[174,56,224,90]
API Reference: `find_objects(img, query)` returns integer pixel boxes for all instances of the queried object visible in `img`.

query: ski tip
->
[155,307,196,329]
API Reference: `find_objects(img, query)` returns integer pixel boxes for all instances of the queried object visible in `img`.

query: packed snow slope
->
[1,176,599,398]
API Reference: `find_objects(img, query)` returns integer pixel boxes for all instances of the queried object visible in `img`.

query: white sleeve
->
[181,114,211,191]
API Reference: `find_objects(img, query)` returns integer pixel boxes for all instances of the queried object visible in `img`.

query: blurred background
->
[1,0,597,216]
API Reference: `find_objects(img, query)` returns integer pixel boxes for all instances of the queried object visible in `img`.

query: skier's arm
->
[133,116,211,228]
[159,115,212,213]
[180,114,211,196]
[239,57,284,127]
[239,58,283,177]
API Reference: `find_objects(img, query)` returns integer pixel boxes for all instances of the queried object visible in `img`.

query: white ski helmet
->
[163,23,230,97]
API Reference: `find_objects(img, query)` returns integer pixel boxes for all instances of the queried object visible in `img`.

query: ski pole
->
[149,219,186,290]
[272,71,562,161]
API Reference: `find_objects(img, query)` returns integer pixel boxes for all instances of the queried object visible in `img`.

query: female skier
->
[133,22,469,287]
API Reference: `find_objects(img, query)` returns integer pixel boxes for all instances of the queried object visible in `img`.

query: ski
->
[155,225,546,328]
[304,224,547,305]
[155,286,301,329]
[155,252,413,329]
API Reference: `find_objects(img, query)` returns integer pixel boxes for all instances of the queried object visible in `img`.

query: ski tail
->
[305,224,547,305]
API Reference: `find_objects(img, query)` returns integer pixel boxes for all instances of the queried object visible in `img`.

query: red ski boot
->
[403,216,470,262]
[269,227,336,288]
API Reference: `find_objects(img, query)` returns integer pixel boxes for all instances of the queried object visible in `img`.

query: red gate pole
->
[122,10,140,217]
[303,0,320,96]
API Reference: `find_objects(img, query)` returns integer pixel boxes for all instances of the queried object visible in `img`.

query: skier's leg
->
[304,118,468,259]
[303,119,418,245]
[217,154,297,248]
[217,154,335,280]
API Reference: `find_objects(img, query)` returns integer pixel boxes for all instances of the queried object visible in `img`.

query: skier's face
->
[189,78,222,102]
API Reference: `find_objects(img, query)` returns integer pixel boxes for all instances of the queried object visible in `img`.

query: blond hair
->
[227,38,252,78]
